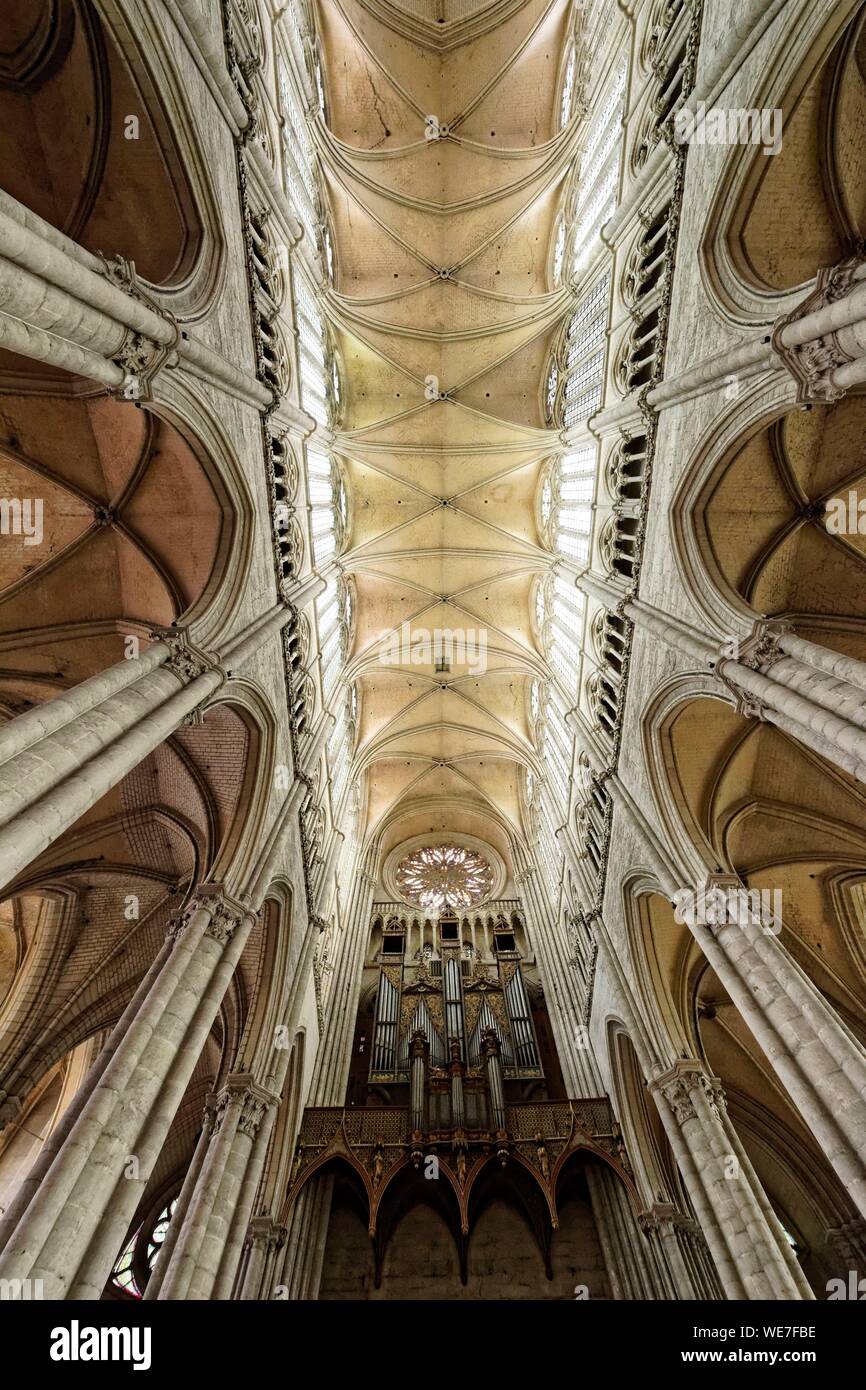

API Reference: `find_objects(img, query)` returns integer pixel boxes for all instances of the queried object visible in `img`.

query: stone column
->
[638,1203,724,1300]
[157,859,319,1303]
[157,1076,274,1301]
[771,252,866,403]
[309,869,378,1108]
[0,197,276,409]
[276,866,377,1297]
[579,579,866,786]
[0,888,256,1298]
[650,1061,813,1300]
[0,639,172,766]
[590,917,726,1299]
[0,927,175,1239]
[71,893,257,1299]
[680,875,866,1222]
[585,1162,669,1299]
[210,1095,279,1301]
[144,1101,216,1300]
[715,654,866,784]
[237,1217,285,1300]
[609,773,866,1222]
[0,606,292,895]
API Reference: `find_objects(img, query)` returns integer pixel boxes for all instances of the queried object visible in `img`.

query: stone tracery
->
[0,0,862,1316]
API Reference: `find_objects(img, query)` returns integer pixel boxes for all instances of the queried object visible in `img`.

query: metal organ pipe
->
[409,1031,427,1134]
[481,1028,506,1132]
[372,971,399,1072]
[443,953,465,1057]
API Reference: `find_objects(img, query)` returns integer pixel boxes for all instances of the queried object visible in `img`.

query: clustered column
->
[0,887,258,1299]
[650,1061,813,1300]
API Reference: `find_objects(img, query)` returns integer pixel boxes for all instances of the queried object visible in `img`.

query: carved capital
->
[150,625,224,686]
[714,658,769,721]
[170,884,250,947]
[237,1091,271,1138]
[247,1216,287,1252]
[651,1059,721,1127]
[99,256,180,403]
[826,1217,866,1267]
[0,1092,22,1131]
[770,254,866,403]
[738,619,791,674]
[214,1074,276,1138]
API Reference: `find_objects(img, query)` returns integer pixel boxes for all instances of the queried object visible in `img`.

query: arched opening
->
[0,0,201,291]
[731,4,866,291]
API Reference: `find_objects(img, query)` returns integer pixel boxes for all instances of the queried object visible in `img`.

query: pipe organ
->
[364,903,544,1136]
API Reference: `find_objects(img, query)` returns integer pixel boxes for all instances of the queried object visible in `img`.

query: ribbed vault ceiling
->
[316,0,576,860]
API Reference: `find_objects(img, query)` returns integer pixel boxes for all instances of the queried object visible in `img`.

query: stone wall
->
[319,1190,611,1301]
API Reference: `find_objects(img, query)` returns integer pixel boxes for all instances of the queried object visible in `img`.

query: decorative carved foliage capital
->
[150,626,223,686]
[101,255,180,402]
[205,898,248,945]
[770,253,866,403]
[738,619,791,674]
[214,1075,275,1138]
[0,1092,22,1130]
[661,1074,697,1125]
[171,884,249,947]
[238,1091,270,1138]
[652,1060,702,1124]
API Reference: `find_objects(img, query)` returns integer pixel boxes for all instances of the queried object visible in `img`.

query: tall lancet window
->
[279,58,318,246]
[316,574,342,697]
[571,58,627,275]
[562,271,609,427]
[559,43,577,128]
[555,448,595,563]
[279,32,356,858]
[295,272,329,428]
[308,452,337,566]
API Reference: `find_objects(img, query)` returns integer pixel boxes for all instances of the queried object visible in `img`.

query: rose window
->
[396,844,494,912]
